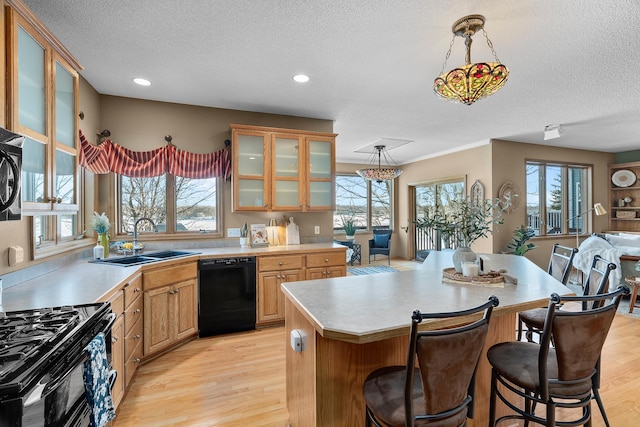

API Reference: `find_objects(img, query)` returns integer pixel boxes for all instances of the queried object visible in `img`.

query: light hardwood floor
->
[113,259,640,427]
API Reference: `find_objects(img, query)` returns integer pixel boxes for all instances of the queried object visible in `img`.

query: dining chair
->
[516,244,578,342]
[517,254,616,425]
[363,296,499,427]
[487,286,628,427]
[519,254,615,342]
[368,229,392,265]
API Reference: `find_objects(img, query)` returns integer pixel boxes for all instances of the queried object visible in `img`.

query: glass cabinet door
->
[306,138,335,210]
[234,133,269,210]
[17,26,46,136]
[272,135,302,210]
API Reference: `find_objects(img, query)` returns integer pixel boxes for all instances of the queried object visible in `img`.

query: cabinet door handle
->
[112,335,119,343]
[134,358,141,364]
[324,258,329,263]
[134,334,141,340]
[279,261,284,266]
[174,289,180,294]
[133,288,141,293]
[133,309,141,314]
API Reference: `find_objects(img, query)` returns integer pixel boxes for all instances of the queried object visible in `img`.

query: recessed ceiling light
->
[292,74,310,83]
[133,77,151,86]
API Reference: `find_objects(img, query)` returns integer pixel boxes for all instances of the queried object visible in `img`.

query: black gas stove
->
[0,303,114,427]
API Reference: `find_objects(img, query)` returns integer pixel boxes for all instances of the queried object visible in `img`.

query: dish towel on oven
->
[83,332,116,427]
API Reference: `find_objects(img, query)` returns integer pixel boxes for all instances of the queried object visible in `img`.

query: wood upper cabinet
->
[609,161,640,233]
[231,124,336,212]
[143,262,198,357]
[6,3,81,215]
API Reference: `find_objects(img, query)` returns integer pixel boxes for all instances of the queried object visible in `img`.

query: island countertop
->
[281,251,572,344]
[282,251,575,426]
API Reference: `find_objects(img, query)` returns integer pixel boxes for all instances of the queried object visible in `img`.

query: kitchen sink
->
[144,250,196,259]
[92,250,199,266]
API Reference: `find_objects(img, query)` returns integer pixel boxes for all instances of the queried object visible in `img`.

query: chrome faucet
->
[133,217,158,254]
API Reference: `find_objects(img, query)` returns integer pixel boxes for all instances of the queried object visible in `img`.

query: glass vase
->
[452,246,476,273]
[98,233,110,259]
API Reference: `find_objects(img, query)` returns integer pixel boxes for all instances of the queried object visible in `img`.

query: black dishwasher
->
[198,257,257,337]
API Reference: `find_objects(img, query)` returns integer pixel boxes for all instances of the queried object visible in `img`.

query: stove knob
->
[0,312,6,319]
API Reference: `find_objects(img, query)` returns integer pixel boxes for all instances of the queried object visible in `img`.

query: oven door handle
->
[23,349,90,407]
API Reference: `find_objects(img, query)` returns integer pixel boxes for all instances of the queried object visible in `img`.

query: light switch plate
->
[314,226,320,234]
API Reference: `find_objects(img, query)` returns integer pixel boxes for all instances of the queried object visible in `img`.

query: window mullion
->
[166,174,176,234]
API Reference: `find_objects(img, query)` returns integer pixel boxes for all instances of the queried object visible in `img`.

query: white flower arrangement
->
[89,212,111,234]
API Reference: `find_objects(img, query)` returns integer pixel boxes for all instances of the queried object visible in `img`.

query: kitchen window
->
[526,161,591,237]
[334,174,392,231]
[117,174,222,236]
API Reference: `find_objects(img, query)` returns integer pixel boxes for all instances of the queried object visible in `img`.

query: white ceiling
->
[23,0,640,165]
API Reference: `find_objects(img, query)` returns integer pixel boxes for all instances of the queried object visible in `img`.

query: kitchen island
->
[281,251,572,427]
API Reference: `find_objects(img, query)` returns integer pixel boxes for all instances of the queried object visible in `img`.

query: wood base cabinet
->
[143,262,198,357]
[106,290,125,409]
[256,250,346,325]
[305,251,346,280]
[257,255,303,325]
[123,275,143,389]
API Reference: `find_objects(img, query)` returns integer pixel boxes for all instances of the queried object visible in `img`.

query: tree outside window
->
[334,174,392,231]
[119,175,219,235]
[526,161,589,236]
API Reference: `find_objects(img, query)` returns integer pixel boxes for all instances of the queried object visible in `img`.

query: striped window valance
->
[78,130,231,179]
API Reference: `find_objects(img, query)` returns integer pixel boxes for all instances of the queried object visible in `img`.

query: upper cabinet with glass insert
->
[230,124,336,212]
[6,4,81,215]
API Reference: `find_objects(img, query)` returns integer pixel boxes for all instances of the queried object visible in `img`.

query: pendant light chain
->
[482,28,501,63]
[439,34,456,76]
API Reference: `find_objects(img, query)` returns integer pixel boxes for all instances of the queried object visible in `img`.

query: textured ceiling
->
[23,0,640,164]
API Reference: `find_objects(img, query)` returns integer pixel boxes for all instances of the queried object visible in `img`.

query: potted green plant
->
[505,225,537,256]
[414,197,508,272]
[343,219,357,240]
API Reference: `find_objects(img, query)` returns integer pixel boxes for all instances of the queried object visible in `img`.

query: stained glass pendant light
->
[433,14,509,105]
[356,145,403,183]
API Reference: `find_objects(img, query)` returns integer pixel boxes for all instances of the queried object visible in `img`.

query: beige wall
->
[491,139,615,269]
[396,144,494,259]
[98,96,335,242]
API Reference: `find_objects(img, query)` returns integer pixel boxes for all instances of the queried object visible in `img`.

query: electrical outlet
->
[227,227,241,237]
[314,226,320,234]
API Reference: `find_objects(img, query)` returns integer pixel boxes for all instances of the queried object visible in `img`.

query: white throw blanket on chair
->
[574,235,640,288]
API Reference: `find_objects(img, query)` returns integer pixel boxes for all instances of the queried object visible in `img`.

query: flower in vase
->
[89,212,111,234]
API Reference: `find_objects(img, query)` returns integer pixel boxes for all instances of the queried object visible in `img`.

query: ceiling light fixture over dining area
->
[433,14,509,105]
[356,145,403,183]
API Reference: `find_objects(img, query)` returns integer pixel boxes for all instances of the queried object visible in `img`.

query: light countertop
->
[2,243,345,312]
[281,251,573,344]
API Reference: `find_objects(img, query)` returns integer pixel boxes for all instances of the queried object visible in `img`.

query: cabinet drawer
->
[108,290,124,316]
[124,274,143,308]
[125,316,143,361]
[143,262,197,291]
[306,251,346,268]
[124,295,143,335]
[259,255,303,272]
[124,338,143,388]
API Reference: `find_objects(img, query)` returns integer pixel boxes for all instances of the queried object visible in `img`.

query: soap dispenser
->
[93,242,104,260]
